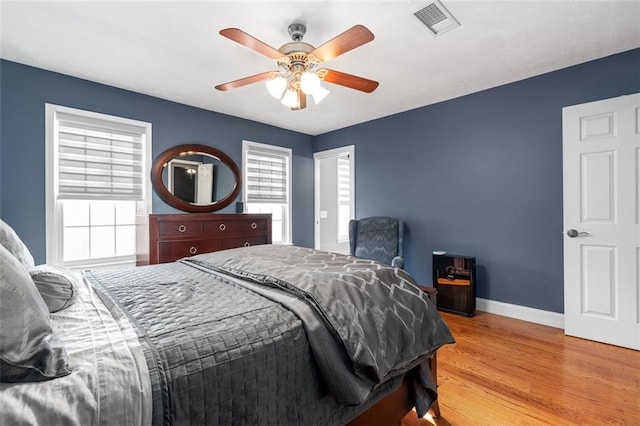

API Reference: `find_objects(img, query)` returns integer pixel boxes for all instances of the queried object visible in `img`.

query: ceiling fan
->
[215,23,379,111]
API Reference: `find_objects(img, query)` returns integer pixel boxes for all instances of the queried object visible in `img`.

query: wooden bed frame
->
[347,353,439,426]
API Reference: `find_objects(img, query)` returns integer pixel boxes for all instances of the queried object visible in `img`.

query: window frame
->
[45,104,152,269]
[242,140,292,245]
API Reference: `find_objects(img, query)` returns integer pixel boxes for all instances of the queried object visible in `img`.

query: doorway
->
[314,146,355,254]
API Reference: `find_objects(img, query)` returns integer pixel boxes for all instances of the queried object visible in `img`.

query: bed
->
[0,222,454,426]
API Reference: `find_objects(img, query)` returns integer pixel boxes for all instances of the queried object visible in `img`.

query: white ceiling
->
[1,1,639,136]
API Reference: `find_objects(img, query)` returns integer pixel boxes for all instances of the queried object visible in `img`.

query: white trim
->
[476,298,564,329]
[45,104,59,265]
[67,259,136,272]
[313,145,355,250]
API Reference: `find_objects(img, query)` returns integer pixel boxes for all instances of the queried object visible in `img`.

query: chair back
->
[348,216,404,267]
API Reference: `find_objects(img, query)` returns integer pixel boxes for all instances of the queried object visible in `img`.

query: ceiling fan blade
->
[291,90,307,111]
[321,69,379,93]
[310,25,374,62]
[215,71,274,91]
[219,28,283,59]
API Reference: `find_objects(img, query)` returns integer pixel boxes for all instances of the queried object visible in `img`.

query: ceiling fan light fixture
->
[300,71,321,94]
[266,76,287,99]
[281,88,299,108]
[311,85,330,105]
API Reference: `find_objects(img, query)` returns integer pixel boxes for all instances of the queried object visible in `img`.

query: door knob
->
[567,229,590,238]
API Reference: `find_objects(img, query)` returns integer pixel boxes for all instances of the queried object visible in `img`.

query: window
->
[45,104,152,269]
[242,141,292,244]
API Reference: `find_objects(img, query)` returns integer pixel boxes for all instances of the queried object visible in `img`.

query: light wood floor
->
[403,311,639,426]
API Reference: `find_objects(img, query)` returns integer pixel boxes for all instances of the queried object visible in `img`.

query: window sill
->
[65,259,136,272]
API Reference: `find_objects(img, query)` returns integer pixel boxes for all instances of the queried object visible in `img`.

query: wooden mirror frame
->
[151,143,241,213]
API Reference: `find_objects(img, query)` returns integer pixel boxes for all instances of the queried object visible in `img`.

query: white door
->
[314,146,355,254]
[196,163,213,204]
[562,93,640,350]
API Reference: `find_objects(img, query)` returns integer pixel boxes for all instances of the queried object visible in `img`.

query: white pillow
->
[0,245,71,383]
[29,264,80,313]
[0,218,35,268]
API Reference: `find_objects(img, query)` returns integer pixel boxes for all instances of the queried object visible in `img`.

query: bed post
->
[428,353,440,418]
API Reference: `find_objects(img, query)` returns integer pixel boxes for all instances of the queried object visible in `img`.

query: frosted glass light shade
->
[281,89,299,108]
[300,72,321,94]
[266,76,287,99]
[311,85,330,104]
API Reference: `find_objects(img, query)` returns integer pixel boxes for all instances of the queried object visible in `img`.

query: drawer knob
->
[189,246,197,255]
[251,222,257,229]
[219,223,226,231]
[244,242,251,247]
[178,224,187,233]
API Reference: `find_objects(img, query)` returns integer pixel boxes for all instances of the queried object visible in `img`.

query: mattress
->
[1,245,454,425]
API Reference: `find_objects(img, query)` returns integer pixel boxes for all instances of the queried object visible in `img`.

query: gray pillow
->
[0,244,71,383]
[0,218,35,268]
[29,264,79,313]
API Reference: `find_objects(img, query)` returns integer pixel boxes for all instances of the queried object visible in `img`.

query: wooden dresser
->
[136,213,272,265]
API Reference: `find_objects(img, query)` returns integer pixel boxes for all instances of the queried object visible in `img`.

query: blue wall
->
[314,49,640,313]
[0,60,315,263]
[2,49,638,313]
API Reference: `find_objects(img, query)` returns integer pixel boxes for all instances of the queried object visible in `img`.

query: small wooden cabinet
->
[136,213,272,265]
[433,254,476,316]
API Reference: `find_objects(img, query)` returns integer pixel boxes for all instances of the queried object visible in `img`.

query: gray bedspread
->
[86,245,454,425]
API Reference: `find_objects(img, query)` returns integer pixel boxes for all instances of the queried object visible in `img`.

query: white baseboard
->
[476,298,564,329]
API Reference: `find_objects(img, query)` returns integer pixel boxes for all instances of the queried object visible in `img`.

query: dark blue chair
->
[348,216,404,269]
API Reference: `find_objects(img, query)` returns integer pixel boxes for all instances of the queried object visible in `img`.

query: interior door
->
[562,93,639,350]
[196,163,213,204]
[314,146,355,254]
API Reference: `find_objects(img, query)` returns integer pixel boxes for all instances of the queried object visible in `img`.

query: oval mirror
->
[151,144,241,213]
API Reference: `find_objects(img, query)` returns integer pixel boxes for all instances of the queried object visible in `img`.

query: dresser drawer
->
[203,218,269,235]
[158,220,203,237]
[222,235,268,250]
[158,239,222,263]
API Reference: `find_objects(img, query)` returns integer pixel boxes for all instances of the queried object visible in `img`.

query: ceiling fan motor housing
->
[287,23,306,42]
[278,24,319,74]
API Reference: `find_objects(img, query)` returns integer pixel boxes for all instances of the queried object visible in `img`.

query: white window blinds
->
[337,156,351,241]
[245,148,288,203]
[55,112,146,201]
[337,157,351,209]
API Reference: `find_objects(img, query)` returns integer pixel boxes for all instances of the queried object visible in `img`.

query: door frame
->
[313,145,355,250]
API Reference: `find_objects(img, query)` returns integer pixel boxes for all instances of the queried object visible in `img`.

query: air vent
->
[414,1,460,36]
